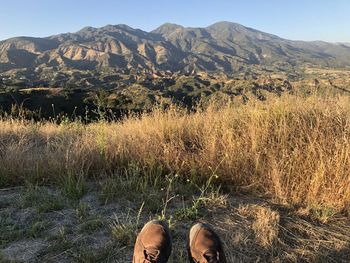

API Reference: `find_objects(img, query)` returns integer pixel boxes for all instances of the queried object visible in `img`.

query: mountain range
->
[1,21,350,74]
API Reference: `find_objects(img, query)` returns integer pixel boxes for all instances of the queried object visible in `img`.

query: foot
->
[188,223,227,263]
[133,220,172,263]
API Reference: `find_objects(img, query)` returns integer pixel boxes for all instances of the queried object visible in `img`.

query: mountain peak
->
[151,23,184,35]
[206,21,280,41]
[206,21,247,32]
[103,24,133,30]
[208,21,240,27]
[76,24,137,35]
[77,26,98,34]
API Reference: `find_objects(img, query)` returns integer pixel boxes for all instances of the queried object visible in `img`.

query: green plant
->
[80,217,105,234]
[61,173,87,200]
[111,203,144,246]
[0,212,51,248]
[70,244,117,263]
[309,205,337,223]
[75,203,90,222]
[156,174,178,227]
[58,226,67,241]
[174,174,223,221]
[99,163,164,208]
[18,185,65,213]
[93,89,110,121]
[29,221,50,238]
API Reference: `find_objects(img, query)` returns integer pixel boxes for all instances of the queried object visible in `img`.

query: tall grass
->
[1,94,350,214]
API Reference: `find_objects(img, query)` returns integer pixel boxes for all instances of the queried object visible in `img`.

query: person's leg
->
[188,223,227,263]
[133,220,172,263]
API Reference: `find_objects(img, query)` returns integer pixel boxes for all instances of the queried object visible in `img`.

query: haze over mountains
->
[1,21,350,74]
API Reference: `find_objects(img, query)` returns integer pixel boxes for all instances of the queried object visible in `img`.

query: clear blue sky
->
[0,0,348,42]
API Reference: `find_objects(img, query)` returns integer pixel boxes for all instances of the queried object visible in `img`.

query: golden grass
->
[237,204,280,248]
[1,94,350,214]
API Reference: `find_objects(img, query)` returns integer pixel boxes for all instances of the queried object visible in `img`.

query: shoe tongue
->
[203,249,219,263]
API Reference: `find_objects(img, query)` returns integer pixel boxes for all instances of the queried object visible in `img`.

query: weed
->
[75,203,90,222]
[70,244,118,263]
[174,204,200,221]
[80,217,105,234]
[99,174,138,204]
[28,221,51,238]
[174,174,224,221]
[58,225,67,241]
[172,250,188,263]
[0,211,50,248]
[309,205,337,223]
[111,203,144,246]
[99,164,164,214]
[111,219,138,247]
[61,173,87,200]
[17,185,64,213]
[39,239,73,259]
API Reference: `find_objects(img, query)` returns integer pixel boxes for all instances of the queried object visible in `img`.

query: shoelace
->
[143,249,160,263]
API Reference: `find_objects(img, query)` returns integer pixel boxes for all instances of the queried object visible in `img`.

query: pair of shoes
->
[133,220,226,263]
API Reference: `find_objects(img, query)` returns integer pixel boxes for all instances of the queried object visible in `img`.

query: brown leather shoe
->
[188,223,227,263]
[133,220,172,263]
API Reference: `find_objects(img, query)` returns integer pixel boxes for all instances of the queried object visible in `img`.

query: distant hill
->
[1,21,350,74]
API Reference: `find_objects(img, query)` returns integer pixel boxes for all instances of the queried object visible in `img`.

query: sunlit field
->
[1,94,350,215]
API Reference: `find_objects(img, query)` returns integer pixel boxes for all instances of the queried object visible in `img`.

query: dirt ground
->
[1,182,350,263]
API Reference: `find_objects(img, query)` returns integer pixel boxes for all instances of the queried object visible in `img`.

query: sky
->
[0,0,348,42]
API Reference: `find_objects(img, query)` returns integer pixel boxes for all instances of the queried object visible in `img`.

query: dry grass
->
[1,94,350,216]
[237,204,280,248]
[215,200,350,262]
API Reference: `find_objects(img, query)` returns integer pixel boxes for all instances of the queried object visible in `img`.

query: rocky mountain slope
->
[1,21,350,74]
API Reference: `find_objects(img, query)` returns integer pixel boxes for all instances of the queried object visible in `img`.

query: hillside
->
[2,21,350,263]
[1,95,350,262]
[1,21,350,76]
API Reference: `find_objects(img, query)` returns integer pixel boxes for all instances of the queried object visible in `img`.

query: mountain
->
[1,21,350,74]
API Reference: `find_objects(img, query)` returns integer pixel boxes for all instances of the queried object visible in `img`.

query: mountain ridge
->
[1,21,350,74]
